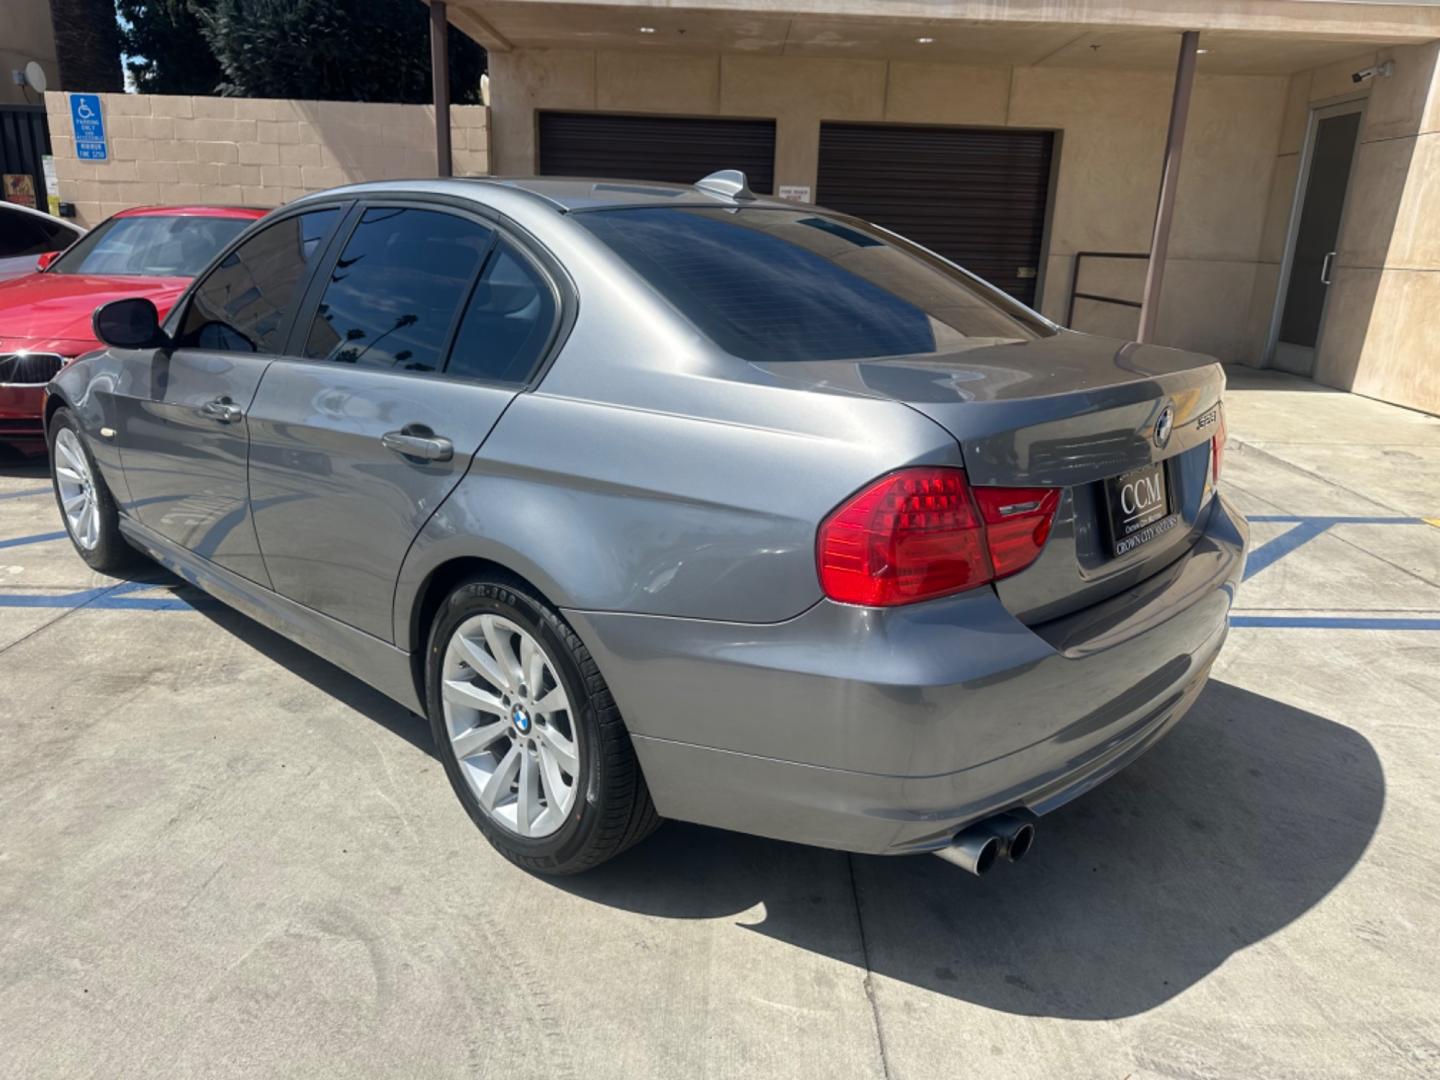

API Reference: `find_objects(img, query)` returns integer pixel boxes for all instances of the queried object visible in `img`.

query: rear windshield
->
[575,206,1054,362]
[49,214,252,278]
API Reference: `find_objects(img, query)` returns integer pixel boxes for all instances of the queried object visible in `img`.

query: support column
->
[430,0,453,178]
[1137,30,1200,344]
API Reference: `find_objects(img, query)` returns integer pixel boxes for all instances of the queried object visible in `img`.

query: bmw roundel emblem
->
[1154,405,1175,449]
[510,703,532,734]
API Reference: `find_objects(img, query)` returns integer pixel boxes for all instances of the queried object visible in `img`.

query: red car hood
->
[0,273,189,353]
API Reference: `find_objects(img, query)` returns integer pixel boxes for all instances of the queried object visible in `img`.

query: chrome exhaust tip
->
[935,813,1036,874]
[977,813,1035,862]
[934,829,1001,876]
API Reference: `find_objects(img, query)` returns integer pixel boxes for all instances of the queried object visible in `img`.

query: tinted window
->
[179,209,338,353]
[50,214,252,277]
[576,207,1053,363]
[446,242,556,384]
[304,207,493,373]
[0,207,73,258]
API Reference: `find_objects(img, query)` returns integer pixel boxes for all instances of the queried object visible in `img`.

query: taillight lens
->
[1211,409,1227,486]
[817,467,1058,607]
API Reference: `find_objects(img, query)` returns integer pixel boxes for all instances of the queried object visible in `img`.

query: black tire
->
[47,407,140,574]
[425,575,661,874]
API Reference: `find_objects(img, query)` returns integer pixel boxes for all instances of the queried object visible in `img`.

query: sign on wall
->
[69,93,108,161]
[778,184,812,203]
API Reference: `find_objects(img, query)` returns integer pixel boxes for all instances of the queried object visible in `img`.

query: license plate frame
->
[1103,461,1177,559]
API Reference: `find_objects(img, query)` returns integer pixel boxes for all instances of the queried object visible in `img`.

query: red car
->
[0,205,266,448]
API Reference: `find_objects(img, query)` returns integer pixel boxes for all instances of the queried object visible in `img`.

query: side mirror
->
[93,297,169,350]
[35,251,60,272]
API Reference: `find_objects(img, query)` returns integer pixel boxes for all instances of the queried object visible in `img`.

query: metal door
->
[816,123,1054,306]
[539,112,776,194]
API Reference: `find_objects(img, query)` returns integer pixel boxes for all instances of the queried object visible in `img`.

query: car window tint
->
[179,209,338,353]
[34,214,76,252]
[446,241,556,384]
[49,214,252,276]
[576,207,1052,363]
[0,210,54,258]
[303,207,493,373]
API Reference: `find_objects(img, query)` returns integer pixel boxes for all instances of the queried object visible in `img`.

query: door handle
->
[199,397,243,423]
[1320,251,1336,285]
[381,427,453,462]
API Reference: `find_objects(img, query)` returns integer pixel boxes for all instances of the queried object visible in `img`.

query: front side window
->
[576,207,1054,363]
[303,207,494,373]
[49,213,252,277]
[446,241,557,385]
[179,208,338,353]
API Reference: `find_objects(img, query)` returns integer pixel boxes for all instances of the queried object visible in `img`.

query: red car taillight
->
[817,467,1059,607]
[1211,409,1227,486]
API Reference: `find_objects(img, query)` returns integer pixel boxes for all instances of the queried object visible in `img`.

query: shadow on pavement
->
[558,680,1384,1019]
[0,442,48,478]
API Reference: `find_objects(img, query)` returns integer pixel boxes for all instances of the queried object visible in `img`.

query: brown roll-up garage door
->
[538,113,776,194]
[816,123,1054,306]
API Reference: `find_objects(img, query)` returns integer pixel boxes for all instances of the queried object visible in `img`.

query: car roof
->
[113,205,269,219]
[290,175,799,215]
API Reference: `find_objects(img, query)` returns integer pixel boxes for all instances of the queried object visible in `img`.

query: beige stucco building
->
[434,0,1440,415]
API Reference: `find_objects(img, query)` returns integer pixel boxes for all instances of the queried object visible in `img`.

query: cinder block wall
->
[43,92,490,227]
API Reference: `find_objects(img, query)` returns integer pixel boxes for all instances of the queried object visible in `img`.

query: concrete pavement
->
[1,367,1437,1079]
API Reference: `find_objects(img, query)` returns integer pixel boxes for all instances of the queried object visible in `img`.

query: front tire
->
[426,576,660,874]
[48,408,138,573]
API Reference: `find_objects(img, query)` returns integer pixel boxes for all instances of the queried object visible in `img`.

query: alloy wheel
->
[54,428,100,551]
[441,613,580,838]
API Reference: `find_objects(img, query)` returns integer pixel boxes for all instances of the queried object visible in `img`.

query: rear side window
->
[303,207,493,373]
[179,208,338,353]
[446,241,557,384]
[576,207,1053,363]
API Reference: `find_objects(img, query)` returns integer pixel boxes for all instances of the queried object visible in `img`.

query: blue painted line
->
[1243,519,1329,580]
[0,530,66,550]
[0,487,51,502]
[1232,615,1440,631]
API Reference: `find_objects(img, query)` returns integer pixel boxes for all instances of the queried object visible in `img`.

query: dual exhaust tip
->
[935,813,1035,876]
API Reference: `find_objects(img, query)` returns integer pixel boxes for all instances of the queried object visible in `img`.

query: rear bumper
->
[565,493,1248,855]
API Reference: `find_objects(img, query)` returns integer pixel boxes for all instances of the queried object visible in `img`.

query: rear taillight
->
[817,467,1058,607]
[1211,409,1227,486]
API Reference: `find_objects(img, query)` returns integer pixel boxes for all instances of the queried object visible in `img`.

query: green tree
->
[194,0,486,103]
[118,0,224,94]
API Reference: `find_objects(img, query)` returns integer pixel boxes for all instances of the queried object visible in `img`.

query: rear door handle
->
[1320,251,1336,285]
[381,427,453,462]
[199,397,243,423]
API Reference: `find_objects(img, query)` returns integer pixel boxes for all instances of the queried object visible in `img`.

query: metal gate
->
[816,123,1054,306]
[538,113,776,195]
[0,106,53,210]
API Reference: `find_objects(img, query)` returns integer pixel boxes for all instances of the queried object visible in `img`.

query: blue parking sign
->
[69,93,107,161]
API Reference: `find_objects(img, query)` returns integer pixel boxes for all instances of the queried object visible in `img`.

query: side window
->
[179,208,339,353]
[446,241,558,385]
[303,207,493,373]
[35,216,76,253]
[0,211,50,258]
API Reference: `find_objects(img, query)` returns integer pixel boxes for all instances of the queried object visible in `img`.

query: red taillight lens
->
[817,467,1058,607]
[1211,409,1227,486]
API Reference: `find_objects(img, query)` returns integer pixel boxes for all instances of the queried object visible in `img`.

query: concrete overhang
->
[435,0,1440,75]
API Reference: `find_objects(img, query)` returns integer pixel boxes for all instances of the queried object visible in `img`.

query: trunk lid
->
[755,331,1226,622]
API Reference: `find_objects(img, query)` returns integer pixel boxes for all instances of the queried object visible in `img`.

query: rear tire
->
[48,408,139,574]
[426,575,660,874]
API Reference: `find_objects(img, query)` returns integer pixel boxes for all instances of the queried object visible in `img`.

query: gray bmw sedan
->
[47,172,1248,876]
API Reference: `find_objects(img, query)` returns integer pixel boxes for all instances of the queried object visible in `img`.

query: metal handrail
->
[1066,251,1148,327]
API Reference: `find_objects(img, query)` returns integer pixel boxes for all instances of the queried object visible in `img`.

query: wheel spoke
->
[533,684,569,717]
[537,742,569,808]
[55,465,83,485]
[537,723,578,775]
[62,491,86,513]
[481,616,522,691]
[454,631,510,693]
[478,743,521,811]
[516,750,538,836]
[451,718,511,760]
[442,678,508,717]
[521,635,545,695]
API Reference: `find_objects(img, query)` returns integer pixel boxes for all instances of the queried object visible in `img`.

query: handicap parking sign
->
[69,93,107,161]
